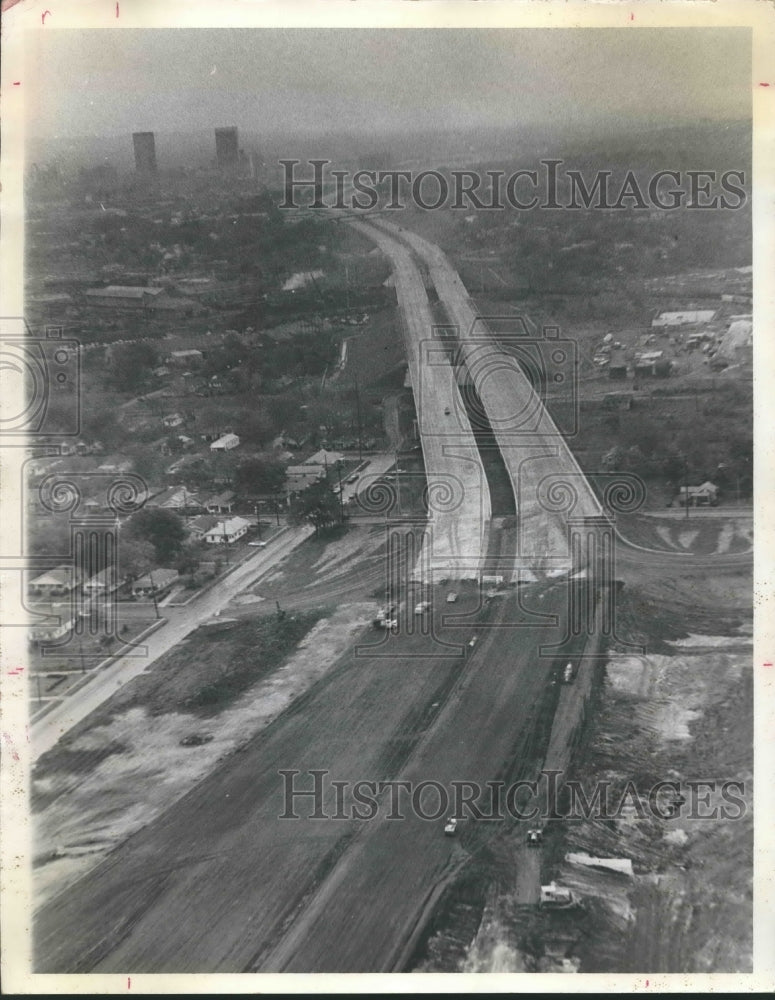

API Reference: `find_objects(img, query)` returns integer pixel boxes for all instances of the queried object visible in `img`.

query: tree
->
[108,342,159,393]
[234,457,286,497]
[126,508,186,565]
[174,541,202,577]
[290,479,340,533]
[118,536,155,583]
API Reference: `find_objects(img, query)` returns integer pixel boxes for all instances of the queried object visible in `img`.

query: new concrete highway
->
[349,219,491,581]
[372,219,604,580]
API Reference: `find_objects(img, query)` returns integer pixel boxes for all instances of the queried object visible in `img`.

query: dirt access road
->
[35,572,587,973]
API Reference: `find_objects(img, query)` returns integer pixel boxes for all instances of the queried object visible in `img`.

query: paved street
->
[31,524,314,762]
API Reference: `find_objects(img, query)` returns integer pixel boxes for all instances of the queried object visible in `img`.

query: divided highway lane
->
[34,581,547,973]
[372,220,603,580]
[349,220,491,581]
[35,581,581,974]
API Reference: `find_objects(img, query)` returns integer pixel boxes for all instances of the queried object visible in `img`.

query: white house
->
[210,433,240,452]
[83,567,120,597]
[162,413,184,429]
[204,490,235,514]
[131,568,179,599]
[187,514,219,540]
[678,481,719,507]
[203,516,251,544]
[29,565,84,597]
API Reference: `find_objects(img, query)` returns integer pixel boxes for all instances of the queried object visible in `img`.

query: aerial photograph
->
[6,16,760,982]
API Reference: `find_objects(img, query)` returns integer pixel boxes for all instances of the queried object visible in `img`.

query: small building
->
[131,568,179,599]
[187,514,219,540]
[203,516,251,545]
[634,351,671,378]
[83,567,120,597]
[29,565,84,597]
[305,449,344,468]
[204,490,235,514]
[210,433,240,452]
[145,485,201,512]
[85,285,166,310]
[652,310,716,328]
[162,413,184,429]
[286,464,326,492]
[167,349,204,367]
[678,481,719,507]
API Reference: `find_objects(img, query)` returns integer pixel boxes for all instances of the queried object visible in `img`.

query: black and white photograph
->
[1,0,773,992]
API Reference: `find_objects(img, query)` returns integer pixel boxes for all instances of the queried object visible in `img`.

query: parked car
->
[446,592,458,603]
[444,817,458,836]
[526,828,543,847]
[414,601,431,615]
[248,541,267,547]
[563,662,575,684]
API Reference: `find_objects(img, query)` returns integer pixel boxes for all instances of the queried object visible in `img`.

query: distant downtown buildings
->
[131,127,243,173]
[132,131,157,174]
[215,126,240,169]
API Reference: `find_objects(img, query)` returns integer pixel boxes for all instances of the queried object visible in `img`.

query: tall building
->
[132,132,157,174]
[215,127,239,169]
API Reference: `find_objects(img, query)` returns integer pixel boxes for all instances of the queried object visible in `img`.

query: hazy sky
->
[25,28,751,142]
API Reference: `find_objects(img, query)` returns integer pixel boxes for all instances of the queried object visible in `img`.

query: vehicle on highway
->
[444,406,451,415]
[414,601,431,615]
[346,474,359,484]
[444,817,458,836]
[468,635,478,648]
[248,540,267,547]
[540,883,580,909]
[374,614,398,631]
[180,733,214,747]
[446,592,458,603]
[526,828,543,847]
[563,662,575,684]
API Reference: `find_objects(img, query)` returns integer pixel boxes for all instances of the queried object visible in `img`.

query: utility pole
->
[222,521,231,566]
[683,455,690,520]
[354,378,363,462]
[337,462,345,522]
[147,569,161,619]
[253,503,262,540]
